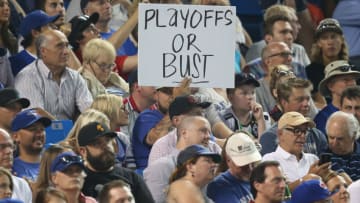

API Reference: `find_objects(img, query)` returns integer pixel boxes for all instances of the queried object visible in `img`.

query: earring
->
[191,171,195,178]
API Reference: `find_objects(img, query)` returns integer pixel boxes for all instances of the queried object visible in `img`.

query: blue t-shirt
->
[207,170,253,203]
[100,29,137,56]
[314,103,339,135]
[9,50,36,76]
[132,109,163,171]
[12,157,40,181]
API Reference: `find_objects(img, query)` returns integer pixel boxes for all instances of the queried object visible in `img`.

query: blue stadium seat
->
[45,120,73,148]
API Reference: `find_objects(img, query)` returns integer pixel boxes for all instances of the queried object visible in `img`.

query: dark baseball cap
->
[315,18,343,39]
[169,95,211,120]
[0,88,30,108]
[177,145,221,167]
[234,73,260,87]
[77,122,117,146]
[11,109,52,132]
[68,13,99,50]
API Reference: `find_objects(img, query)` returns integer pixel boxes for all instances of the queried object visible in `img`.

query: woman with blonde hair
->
[0,167,13,199]
[167,145,221,203]
[90,94,131,166]
[323,170,351,203]
[80,38,129,98]
[63,109,110,154]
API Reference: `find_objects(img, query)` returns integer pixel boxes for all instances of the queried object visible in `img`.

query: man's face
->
[327,118,354,155]
[14,122,46,155]
[267,20,294,49]
[80,24,100,46]
[227,158,256,181]
[229,85,256,112]
[256,166,286,202]
[108,186,135,203]
[41,30,70,70]
[281,87,311,116]
[0,102,22,131]
[317,32,343,60]
[266,43,293,67]
[0,131,14,169]
[341,97,360,122]
[138,86,157,105]
[182,117,211,147]
[84,135,116,171]
[84,0,112,24]
[44,0,65,26]
[278,124,309,156]
[328,75,357,98]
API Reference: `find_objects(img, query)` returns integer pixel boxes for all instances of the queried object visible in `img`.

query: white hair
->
[326,111,360,140]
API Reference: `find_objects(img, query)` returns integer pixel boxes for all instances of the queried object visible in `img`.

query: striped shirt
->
[15,59,93,120]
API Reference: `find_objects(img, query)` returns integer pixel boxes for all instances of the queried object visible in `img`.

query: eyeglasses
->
[0,143,15,151]
[328,65,355,75]
[276,70,295,77]
[284,127,309,136]
[268,52,294,58]
[60,155,83,164]
[93,61,116,72]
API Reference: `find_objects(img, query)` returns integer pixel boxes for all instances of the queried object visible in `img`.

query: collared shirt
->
[14,59,93,120]
[262,146,318,182]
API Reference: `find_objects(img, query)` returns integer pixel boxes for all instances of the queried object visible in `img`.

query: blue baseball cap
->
[0,199,23,203]
[289,179,333,203]
[50,152,84,173]
[11,109,52,132]
[20,10,60,37]
[177,145,221,167]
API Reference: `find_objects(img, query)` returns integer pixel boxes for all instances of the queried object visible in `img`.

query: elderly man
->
[325,111,360,180]
[207,132,262,203]
[77,122,154,202]
[315,60,360,135]
[340,86,360,123]
[15,29,93,120]
[249,161,287,203]
[0,88,29,133]
[263,112,330,190]
[0,128,32,202]
[260,78,327,156]
[11,109,51,181]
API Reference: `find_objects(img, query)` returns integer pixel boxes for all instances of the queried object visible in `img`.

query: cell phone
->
[319,153,332,165]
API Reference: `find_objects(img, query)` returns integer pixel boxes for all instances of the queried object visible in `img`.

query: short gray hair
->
[35,32,50,58]
[326,111,360,140]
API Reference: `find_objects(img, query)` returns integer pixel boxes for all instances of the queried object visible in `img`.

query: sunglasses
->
[59,155,83,165]
[328,65,355,75]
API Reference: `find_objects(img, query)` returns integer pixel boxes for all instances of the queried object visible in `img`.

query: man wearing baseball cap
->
[0,88,30,133]
[207,132,262,203]
[77,122,154,202]
[263,112,330,190]
[11,109,51,181]
[315,60,360,135]
[9,10,60,76]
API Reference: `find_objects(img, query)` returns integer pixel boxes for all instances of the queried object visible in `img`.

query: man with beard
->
[11,109,51,181]
[132,87,174,173]
[207,132,262,203]
[78,121,154,202]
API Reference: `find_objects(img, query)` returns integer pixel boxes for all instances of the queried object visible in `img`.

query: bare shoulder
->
[167,179,205,203]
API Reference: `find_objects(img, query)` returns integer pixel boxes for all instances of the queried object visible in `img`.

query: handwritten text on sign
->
[138,4,235,88]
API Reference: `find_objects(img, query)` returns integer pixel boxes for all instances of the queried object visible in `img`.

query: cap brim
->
[197,102,211,109]
[7,98,30,108]
[230,153,262,167]
[289,118,315,128]
[201,152,222,163]
[319,71,360,97]
[48,14,61,24]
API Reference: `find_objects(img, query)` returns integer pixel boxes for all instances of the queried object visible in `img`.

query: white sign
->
[138,3,236,88]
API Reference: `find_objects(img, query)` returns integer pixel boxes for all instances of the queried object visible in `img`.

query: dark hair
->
[20,27,42,49]
[98,180,132,203]
[264,15,291,36]
[169,157,199,183]
[35,0,46,11]
[340,86,360,106]
[34,187,68,203]
[250,161,280,198]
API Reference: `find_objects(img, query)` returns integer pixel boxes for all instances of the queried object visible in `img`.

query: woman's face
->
[0,174,12,199]
[191,156,218,185]
[51,165,86,192]
[116,105,129,127]
[327,175,349,203]
[89,54,115,85]
[317,32,343,60]
[0,0,10,23]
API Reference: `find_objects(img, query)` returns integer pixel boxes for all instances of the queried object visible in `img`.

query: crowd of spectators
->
[0,0,359,203]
